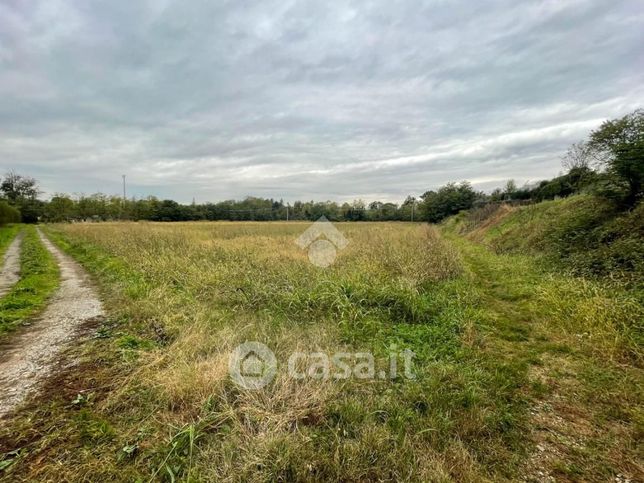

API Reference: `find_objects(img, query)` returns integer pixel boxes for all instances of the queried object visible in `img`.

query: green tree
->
[589,109,644,206]
[0,171,39,203]
[152,200,187,221]
[420,182,479,223]
[399,196,417,221]
[45,194,76,222]
[0,171,41,222]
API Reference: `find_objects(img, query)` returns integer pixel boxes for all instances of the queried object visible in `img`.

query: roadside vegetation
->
[0,226,59,337]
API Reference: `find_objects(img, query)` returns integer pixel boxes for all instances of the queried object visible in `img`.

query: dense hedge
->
[0,200,20,225]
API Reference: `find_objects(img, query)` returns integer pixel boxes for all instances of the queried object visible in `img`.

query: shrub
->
[0,200,20,225]
[589,109,644,206]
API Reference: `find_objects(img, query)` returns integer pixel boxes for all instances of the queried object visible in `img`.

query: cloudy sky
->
[1,0,642,203]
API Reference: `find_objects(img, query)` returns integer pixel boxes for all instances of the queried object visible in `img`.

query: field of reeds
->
[1,220,641,482]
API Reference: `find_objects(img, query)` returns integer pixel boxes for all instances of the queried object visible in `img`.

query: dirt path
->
[0,228,104,420]
[0,232,23,298]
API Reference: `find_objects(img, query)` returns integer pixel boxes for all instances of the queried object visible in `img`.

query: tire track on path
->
[0,228,104,420]
[0,232,23,298]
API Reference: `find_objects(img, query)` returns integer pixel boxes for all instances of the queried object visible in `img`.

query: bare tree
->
[504,179,517,196]
[561,141,592,171]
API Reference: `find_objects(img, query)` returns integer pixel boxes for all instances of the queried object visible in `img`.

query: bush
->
[0,200,20,225]
[533,167,597,201]
[589,109,644,206]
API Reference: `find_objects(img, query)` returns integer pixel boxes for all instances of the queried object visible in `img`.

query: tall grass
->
[21,221,526,481]
[452,195,644,362]
[3,221,640,481]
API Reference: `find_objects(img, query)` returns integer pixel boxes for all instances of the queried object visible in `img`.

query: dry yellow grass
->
[26,221,480,481]
[2,220,640,482]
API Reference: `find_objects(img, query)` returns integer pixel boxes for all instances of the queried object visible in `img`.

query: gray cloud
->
[1,0,643,203]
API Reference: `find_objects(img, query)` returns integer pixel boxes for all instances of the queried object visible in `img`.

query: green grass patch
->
[0,226,59,336]
[0,224,21,257]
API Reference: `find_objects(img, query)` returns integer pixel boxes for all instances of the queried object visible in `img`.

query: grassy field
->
[1,220,642,481]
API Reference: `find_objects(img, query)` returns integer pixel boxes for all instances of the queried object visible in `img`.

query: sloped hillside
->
[451,195,644,285]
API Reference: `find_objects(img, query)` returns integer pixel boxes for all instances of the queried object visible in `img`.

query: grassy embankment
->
[0,225,59,337]
[447,194,643,479]
[453,194,644,286]
[0,211,642,482]
[450,194,643,356]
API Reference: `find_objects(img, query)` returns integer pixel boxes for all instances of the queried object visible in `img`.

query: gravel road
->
[0,228,104,420]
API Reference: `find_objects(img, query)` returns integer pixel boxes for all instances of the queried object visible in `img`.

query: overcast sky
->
[1,0,642,203]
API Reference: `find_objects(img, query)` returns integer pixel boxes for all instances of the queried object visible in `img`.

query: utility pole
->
[286,204,289,221]
[411,200,415,222]
[121,175,127,221]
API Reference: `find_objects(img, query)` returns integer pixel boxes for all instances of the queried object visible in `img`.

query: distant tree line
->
[1,109,641,225]
[38,195,415,223]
